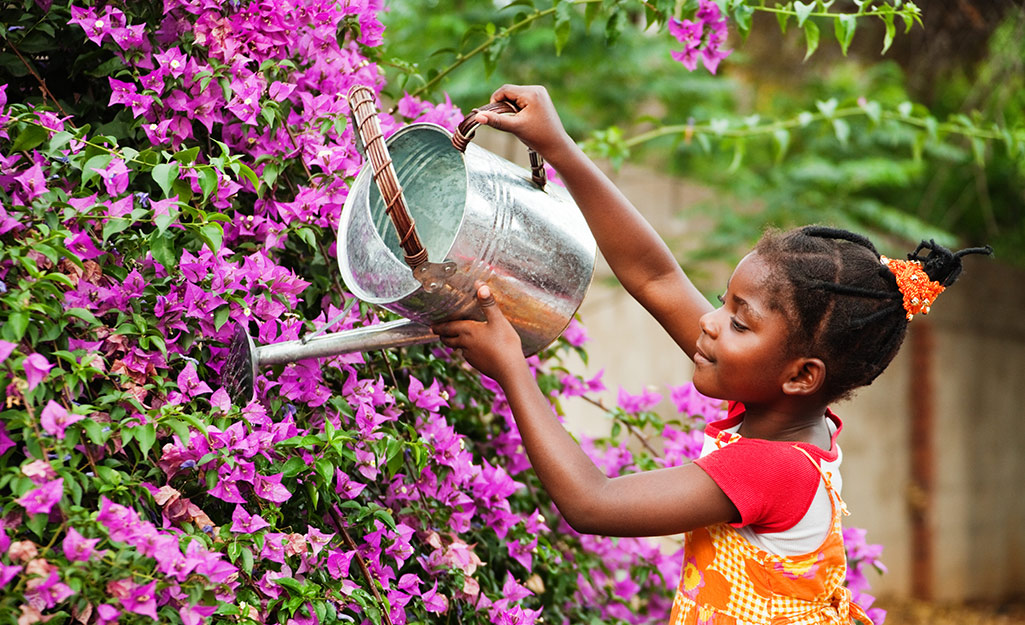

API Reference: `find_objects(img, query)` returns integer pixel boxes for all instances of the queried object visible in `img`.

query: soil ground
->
[876,599,1025,625]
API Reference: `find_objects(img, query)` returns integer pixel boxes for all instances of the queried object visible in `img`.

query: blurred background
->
[381,0,1025,621]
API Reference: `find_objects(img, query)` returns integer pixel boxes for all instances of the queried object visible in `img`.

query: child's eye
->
[716,293,725,304]
[730,318,748,332]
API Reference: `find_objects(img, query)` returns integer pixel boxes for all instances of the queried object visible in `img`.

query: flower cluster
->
[669,0,732,74]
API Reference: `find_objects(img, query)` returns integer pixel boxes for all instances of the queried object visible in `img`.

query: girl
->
[432,85,991,625]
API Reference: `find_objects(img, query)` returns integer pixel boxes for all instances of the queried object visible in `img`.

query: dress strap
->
[792,445,850,517]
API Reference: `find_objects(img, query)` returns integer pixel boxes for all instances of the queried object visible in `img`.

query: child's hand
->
[431,285,526,382]
[473,85,575,166]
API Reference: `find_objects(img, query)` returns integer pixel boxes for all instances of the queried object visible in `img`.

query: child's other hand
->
[473,84,575,165]
[432,285,526,382]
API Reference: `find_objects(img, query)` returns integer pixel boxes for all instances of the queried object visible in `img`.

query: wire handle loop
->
[452,101,548,189]
[347,85,429,270]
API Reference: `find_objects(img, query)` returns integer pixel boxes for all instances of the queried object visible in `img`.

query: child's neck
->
[736,401,832,450]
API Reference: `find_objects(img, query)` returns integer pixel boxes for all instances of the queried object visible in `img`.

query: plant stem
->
[623,107,1009,148]
[396,0,603,108]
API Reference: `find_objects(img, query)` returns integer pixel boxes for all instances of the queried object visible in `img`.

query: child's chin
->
[690,376,721,400]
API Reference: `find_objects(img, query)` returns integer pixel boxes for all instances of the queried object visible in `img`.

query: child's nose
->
[699,310,718,338]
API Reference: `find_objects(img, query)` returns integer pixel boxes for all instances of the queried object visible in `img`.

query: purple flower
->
[327,549,354,578]
[208,463,248,504]
[15,163,48,201]
[96,604,120,625]
[616,386,662,413]
[335,469,367,499]
[63,526,102,562]
[179,603,217,625]
[0,340,15,364]
[17,477,63,515]
[561,318,589,347]
[261,532,287,564]
[667,1,732,74]
[253,472,291,503]
[40,400,84,439]
[507,536,537,570]
[92,157,130,196]
[122,580,158,620]
[64,230,105,261]
[155,47,188,78]
[669,382,725,421]
[408,377,449,412]
[177,361,213,398]
[108,78,151,118]
[230,505,270,533]
[0,564,22,590]
[421,581,448,614]
[23,353,53,391]
[0,421,14,456]
[25,569,76,609]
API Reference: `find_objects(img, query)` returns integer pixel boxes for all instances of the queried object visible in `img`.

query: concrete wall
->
[478,131,1025,601]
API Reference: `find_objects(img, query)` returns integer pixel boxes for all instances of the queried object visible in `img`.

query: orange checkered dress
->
[667,447,874,625]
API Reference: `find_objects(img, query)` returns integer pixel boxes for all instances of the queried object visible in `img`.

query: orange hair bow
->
[881,256,945,321]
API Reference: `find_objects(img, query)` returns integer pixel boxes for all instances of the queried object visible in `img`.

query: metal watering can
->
[224,86,596,403]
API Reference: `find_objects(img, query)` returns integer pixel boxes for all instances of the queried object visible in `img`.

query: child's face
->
[693,252,797,405]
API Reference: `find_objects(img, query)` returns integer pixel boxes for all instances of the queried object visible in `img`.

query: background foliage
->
[5,0,1014,623]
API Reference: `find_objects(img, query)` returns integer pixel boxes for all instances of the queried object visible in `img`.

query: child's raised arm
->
[473,84,713,360]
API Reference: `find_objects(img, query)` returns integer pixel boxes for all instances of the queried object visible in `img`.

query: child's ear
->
[781,358,826,396]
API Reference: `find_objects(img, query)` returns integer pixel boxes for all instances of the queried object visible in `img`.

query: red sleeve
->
[694,439,821,533]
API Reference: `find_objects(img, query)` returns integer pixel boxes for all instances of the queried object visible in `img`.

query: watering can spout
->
[223,319,437,404]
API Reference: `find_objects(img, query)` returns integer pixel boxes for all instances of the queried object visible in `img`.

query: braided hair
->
[754,226,992,402]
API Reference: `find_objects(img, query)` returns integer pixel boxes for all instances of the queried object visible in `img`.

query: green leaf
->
[102,217,132,243]
[48,130,75,154]
[197,166,219,199]
[281,456,308,477]
[27,513,48,539]
[794,1,815,27]
[198,222,224,253]
[553,1,572,55]
[732,4,754,37]
[173,146,201,164]
[860,99,882,124]
[776,10,790,34]
[233,162,260,191]
[162,418,191,443]
[81,153,113,189]
[971,137,986,167]
[12,124,48,152]
[214,305,231,331]
[65,307,100,326]
[135,423,157,456]
[149,229,178,270]
[816,98,838,118]
[834,14,856,56]
[240,546,254,575]
[772,129,790,162]
[80,419,109,445]
[880,12,896,54]
[727,138,745,173]
[3,311,30,341]
[151,162,180,198]
[802,19,820,61]
[832,118,851,145]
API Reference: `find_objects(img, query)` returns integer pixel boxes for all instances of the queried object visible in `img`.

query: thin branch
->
[4,39,73,121]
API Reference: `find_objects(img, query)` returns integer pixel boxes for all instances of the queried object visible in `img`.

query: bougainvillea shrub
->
[0,1,886,623]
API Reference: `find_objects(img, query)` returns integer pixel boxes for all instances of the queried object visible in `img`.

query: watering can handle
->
[452,102,548,190]
[347,85,430,269]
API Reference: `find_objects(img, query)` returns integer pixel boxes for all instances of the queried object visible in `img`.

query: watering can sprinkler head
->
[222,319,439,405]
